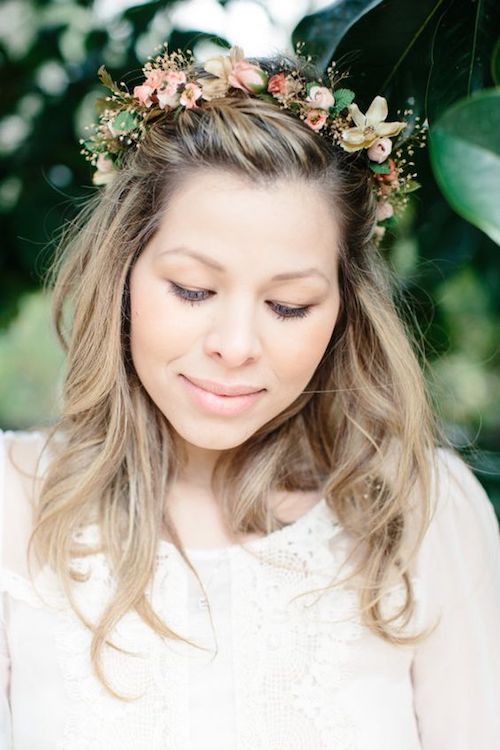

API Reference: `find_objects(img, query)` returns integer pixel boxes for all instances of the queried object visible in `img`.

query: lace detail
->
[3,497,422,749]
[54,552,191,749]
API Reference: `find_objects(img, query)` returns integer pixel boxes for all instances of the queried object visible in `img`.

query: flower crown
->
[80,43,426,242]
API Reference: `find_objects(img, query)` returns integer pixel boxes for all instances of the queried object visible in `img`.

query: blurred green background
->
[1,0,499,516]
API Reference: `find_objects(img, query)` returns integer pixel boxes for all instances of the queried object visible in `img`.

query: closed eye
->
[167,281,313,321]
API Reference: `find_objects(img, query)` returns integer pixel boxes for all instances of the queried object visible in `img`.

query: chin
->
[171,421,260,452]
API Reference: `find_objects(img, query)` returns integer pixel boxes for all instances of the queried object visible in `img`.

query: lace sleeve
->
[411,448,500,749]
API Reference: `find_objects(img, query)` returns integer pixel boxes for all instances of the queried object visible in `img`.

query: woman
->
[1,45,499,749]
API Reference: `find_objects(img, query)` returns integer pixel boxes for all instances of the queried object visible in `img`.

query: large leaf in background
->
[294,0,448,118]
[292,0,383,71]
[425,0,500,123]
[429,89,500,245]
[492,37,500,86]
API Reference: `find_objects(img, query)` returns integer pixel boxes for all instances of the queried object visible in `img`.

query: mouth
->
[182,375,265,397]
[180,375,265,416]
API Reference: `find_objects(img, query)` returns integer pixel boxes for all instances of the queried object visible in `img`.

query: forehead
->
[146,170,339,278]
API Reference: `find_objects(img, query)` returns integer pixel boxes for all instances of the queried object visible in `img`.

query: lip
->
[180,375,265,416]
[182,375,265,397]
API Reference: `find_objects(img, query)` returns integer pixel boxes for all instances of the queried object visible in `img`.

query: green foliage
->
[330,87,355,113]
[429,89,500,245]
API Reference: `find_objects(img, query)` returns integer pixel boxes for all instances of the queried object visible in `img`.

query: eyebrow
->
[157,246,331,284]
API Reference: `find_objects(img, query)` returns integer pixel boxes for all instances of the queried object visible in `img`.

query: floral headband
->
[80,43,426,242]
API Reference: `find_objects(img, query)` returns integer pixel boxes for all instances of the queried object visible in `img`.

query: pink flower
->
[306,85,334,111]
[203,46,268,95]
[268,73,302,99]
[180,82,203,109]
[228,60,268,93]
[304,109,328,131]
[163,70,187,88]
[378,158,398,182]
[155,71,188,109]
[134,69,187,108]
[144,68,169,89]
[367,137,392,163]
[268,72,287,95]
[376,200,394,221]
[133,83,155,107]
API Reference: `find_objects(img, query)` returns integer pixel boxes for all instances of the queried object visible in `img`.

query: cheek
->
[270,302,339,383]
[129,273,186,364]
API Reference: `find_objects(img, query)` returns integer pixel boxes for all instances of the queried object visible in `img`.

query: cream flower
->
[92,154,116,185]
[340,96,406,152]
[306,85,335,111]
[375,200,394,221]
[196,76,230,101]
[203,45,245,84]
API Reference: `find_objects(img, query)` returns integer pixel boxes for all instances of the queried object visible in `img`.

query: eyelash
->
[167,282,312,322]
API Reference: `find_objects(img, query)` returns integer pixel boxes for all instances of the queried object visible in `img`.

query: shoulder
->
[418,446,499,598]
[0,428,52,504]
[430,446,498,530]
[0,428,56,576]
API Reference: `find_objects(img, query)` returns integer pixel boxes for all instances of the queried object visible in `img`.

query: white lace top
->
[1,429,499,750]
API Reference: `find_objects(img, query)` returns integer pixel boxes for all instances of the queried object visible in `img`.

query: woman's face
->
[129,169,341,455]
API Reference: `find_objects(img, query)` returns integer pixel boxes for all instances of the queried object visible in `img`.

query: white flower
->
[340,96,406,152]
[306,85,335,111]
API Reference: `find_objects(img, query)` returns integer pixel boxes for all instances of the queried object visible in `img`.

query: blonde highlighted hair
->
[25,50,450,698]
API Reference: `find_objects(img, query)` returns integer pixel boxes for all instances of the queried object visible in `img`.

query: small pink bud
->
[228,61,269,93]
[367,137,392,163]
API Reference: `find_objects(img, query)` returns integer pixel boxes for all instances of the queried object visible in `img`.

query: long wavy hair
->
[26,49,450,699]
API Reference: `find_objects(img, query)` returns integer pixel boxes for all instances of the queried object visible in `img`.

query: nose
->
[203,297,262,366]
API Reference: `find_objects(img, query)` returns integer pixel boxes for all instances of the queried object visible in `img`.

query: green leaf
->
[429,89,500,246]
[97,65,120,94]
[381,215,397,227]
[404,180,421,193]
[110,110,139,134]
[492,37,500,86]
[306,81,321,95]
[370,161,391,173]
[292,0,384,71]
[297,0,445,120]
[82,139,100,154]
[95,96,123,116]
[332,87,355,112]
[425,0,500,123]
